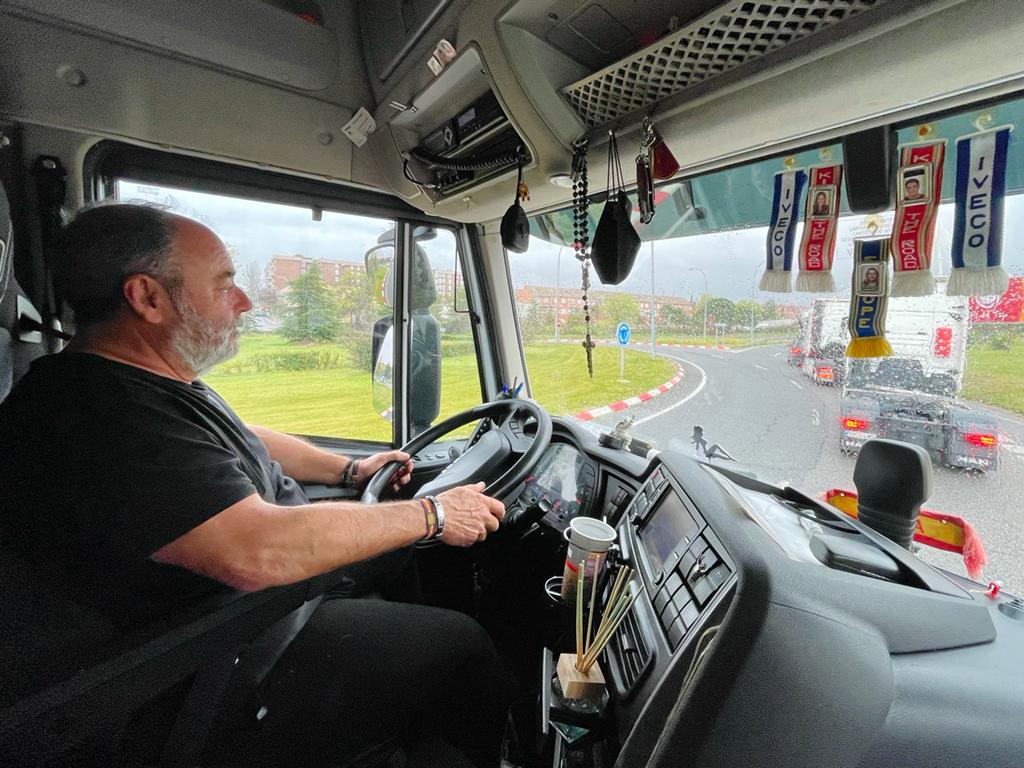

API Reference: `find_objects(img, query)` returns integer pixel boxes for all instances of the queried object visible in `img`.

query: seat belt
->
[30,156,67,353]
[158,594,323,768]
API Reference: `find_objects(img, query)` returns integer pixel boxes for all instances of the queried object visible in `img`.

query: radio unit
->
[407,89,527,197]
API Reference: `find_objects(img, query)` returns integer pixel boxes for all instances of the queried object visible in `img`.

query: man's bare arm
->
[152,483,505,591]
[247,425,347,484]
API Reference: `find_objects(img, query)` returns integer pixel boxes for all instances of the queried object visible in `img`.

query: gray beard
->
[169,299,239,377]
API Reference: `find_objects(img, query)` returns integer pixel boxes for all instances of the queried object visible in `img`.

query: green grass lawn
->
[203,334,675,441]
[964,341,1024,415]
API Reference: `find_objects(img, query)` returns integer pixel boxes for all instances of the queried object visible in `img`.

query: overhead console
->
[387,47,530,200]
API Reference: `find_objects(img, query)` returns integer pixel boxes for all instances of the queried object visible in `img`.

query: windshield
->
[509,96,1024,594]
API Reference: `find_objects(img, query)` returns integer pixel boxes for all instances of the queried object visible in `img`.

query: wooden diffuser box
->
[556,652,606,701]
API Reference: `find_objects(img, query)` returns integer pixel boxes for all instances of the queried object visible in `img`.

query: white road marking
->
[773,352,782,358]
[711,354,723,360]
[754,364,768,371]
[790,379,804,391]
[635,359,709,426]
[811,408,820,427]
[1004,443,1024,457]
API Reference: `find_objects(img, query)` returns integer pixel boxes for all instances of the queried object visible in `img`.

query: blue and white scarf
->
[759,169,806,293]
[949,125,1013,296]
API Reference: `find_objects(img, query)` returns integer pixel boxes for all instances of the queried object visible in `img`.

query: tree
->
[237,260,265,331]
[336,266,385,330]
[693,295,738,330]
[279,264,343,343]
[519,299,554,343]
[597,293,640,336]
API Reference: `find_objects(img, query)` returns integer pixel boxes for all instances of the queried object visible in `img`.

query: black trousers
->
[208,552,511,768]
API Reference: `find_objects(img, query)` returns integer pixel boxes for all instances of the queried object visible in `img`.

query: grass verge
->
[963,341,1024,415]
[203,335,675,441]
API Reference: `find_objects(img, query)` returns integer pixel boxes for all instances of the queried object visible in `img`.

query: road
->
[591,344,1024,595]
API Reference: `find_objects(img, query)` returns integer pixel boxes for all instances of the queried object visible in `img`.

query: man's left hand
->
[357,450,414,493]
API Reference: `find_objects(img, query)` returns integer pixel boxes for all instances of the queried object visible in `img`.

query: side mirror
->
[370,313,441,434]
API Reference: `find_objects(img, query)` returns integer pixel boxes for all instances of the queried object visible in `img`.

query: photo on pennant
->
[810,188,833,217]
[900,166,930,202]
[858,264,884,295]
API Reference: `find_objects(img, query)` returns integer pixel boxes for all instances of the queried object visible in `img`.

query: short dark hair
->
[53,204,180,325]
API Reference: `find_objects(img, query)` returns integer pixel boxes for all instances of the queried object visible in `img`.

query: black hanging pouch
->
[500,150,530,253]
[591,131,640,285]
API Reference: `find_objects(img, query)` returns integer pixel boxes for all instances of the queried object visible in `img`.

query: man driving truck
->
[0,203,510,767]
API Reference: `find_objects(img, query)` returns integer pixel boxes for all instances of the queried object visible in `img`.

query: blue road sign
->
[616,322,631,346]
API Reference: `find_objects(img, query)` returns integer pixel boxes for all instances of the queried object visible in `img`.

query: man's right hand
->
[436,482,505,547]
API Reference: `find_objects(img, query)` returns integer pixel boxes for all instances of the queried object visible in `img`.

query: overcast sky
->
[119,181,1024,305]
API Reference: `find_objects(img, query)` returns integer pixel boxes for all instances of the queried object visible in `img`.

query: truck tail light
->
[963,432,998,448]
[841,417,869,431]
[933,326,953,357]
[816,366,833,381]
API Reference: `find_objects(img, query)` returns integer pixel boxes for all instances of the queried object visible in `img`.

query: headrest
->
[0,181,11,302]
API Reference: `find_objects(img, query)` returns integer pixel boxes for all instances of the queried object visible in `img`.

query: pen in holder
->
[556,561,637,702]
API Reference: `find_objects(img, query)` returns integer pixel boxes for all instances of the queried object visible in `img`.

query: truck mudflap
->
[946,408,1000,471]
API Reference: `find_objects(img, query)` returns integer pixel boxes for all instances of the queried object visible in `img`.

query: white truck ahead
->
[835,285,1000,471]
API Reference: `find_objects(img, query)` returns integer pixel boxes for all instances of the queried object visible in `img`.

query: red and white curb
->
[572,365,685,421]
[542,339,730,351]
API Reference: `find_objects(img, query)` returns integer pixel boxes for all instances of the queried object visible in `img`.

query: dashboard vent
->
[562,0,888,127]
[611,605,651,693]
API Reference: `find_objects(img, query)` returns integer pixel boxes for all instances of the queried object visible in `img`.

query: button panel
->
[640,470,732,647]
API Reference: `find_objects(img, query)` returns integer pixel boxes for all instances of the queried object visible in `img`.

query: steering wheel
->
[360,398,552,506]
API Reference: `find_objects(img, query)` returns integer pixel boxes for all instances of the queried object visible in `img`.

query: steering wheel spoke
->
[360,397,553,505]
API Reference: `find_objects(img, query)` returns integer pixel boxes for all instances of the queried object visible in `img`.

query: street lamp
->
[689,267,708,342]
[649,240,656,356]
[554,246,564,341]
[749,262,761,344]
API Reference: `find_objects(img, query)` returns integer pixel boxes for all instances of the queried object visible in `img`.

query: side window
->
[115,181,397,442]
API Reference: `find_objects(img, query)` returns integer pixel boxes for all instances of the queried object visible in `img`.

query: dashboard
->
[509,442,598,532]
[531,423,1024,768]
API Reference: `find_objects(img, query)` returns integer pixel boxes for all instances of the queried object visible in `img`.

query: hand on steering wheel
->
[360,397,553,509]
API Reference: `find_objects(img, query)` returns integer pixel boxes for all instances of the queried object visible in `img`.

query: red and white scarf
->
[889,141,945,297]
[796,164,843,292]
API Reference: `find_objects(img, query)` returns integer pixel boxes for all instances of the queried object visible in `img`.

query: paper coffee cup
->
[561,518,616,601]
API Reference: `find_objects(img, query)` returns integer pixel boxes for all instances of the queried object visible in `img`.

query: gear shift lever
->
[853,439,932,550]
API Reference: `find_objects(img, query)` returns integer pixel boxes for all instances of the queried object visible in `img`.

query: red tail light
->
[841,417,869,431]
[816,366,833,380]
[789,346,802,355]
[964,433,998,448]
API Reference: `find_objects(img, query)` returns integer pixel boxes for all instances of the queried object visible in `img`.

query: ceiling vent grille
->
[561,0,889,128]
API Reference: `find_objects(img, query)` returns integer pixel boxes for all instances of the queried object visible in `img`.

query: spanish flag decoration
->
[846,238,893,358]
[796,164,843,293]
[948,125,1012,297]
[889,140,945,297]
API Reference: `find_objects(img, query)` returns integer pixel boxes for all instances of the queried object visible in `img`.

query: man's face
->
[905,179,920,197]
[166,219,252,376]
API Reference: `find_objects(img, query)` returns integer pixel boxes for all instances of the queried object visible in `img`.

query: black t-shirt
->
[0,352,309,631]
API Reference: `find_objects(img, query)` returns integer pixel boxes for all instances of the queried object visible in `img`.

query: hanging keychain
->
[637,119,655,225]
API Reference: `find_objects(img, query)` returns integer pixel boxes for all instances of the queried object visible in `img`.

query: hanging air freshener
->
[645,117,680,180]
[889,139,945,296]
[948,125,1012,296]
[759,167,807,293]
[591,130,640,286]
[846,238,893,358]
[571,138,596,378]
[500,149,530,253]
[796,164,843,292]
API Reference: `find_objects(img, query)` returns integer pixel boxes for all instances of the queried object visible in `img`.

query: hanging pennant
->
[889,140,945,297]
[948,125,1012,296]
[759,168,806,293]
[846,238,893,358]
[796,164,843,293]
